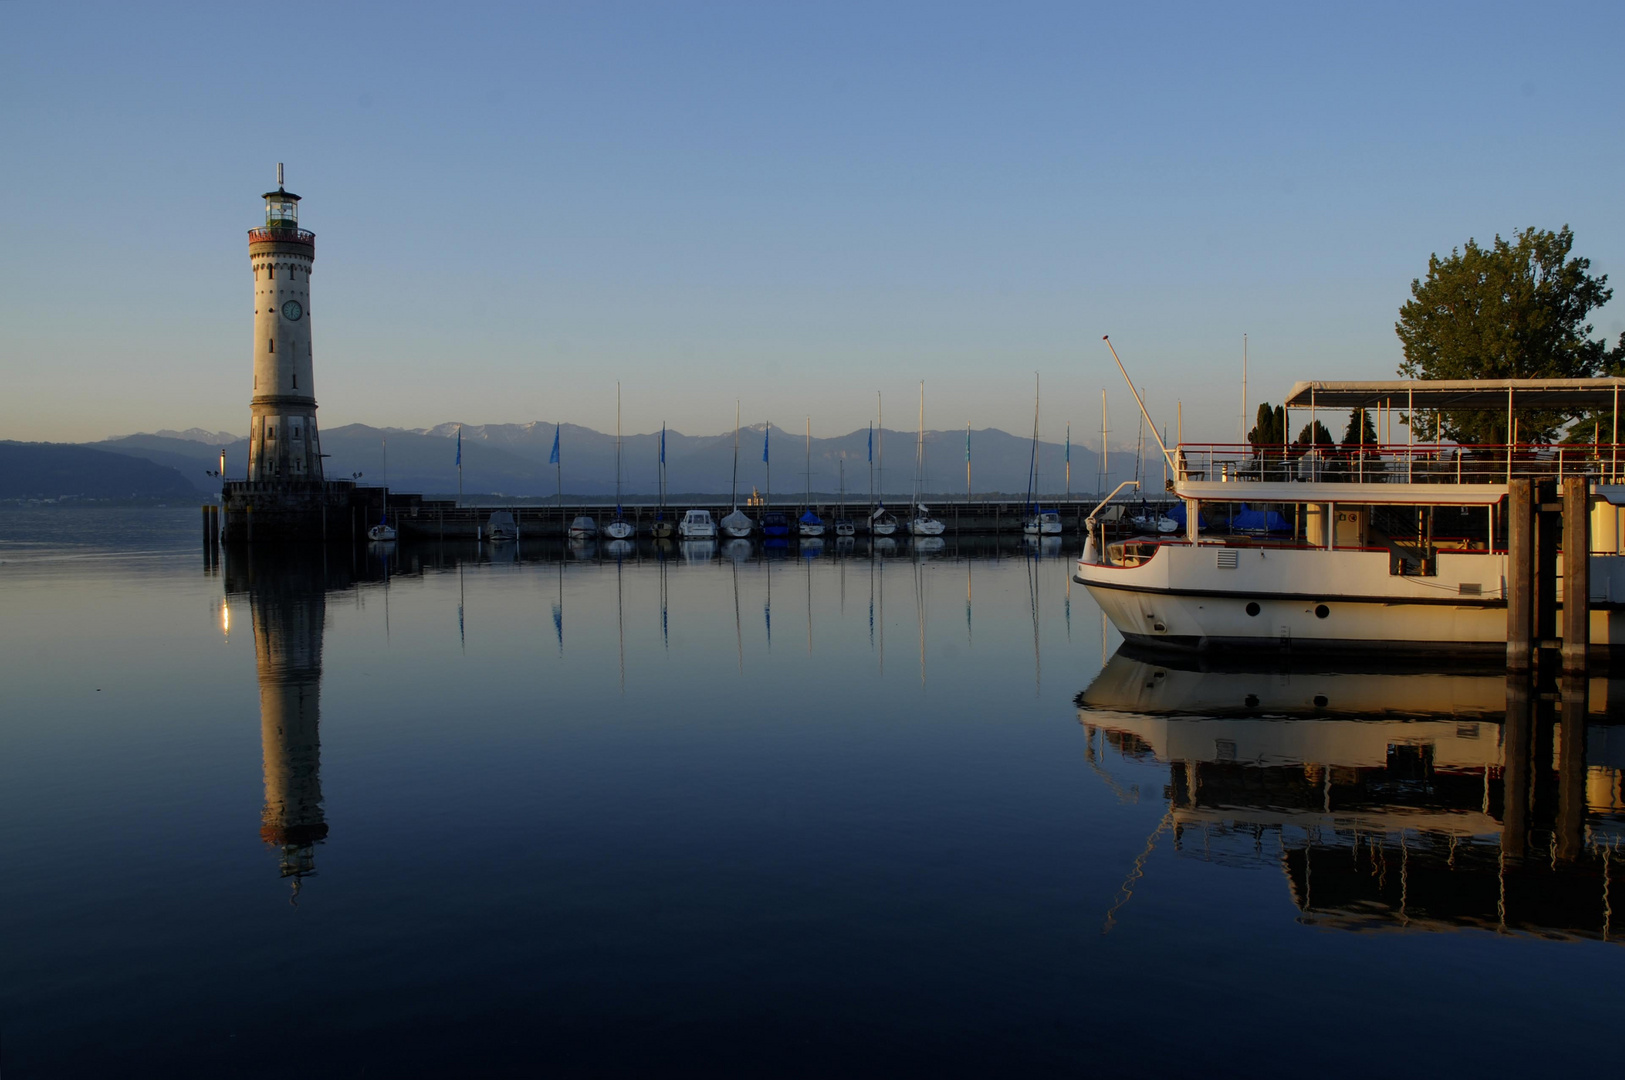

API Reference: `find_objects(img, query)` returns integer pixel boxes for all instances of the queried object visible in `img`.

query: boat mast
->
[615,382,623,519]
[731,400,741,511]
[1027,373,1039,513]
[877,393,884,510]
[805,416,812,513]
[915,381,925,510]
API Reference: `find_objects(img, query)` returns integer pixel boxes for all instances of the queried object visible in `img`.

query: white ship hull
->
[1077,542,1625,655]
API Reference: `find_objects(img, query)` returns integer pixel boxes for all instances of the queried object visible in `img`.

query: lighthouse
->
[248,164,323,482]
[223,167,351,540]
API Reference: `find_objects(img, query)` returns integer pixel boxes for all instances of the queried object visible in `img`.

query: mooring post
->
[1561,475,1590,673]
[1501,670,1533,860]
[1506,479,1534,672]
[1557,673,1589,862]
[1534,479,1559,655]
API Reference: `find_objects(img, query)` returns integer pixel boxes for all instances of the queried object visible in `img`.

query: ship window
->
[269,338,274,353]
[268,425,275,439]
[268,266,274,280]
[1245,602,1260,617]
[293,426,300,438]
[1314,604,1330,619]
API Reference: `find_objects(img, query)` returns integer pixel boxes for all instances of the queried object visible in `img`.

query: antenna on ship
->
[277,162,284,189]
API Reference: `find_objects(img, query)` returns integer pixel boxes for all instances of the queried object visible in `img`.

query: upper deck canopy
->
[1283,378,1625,411]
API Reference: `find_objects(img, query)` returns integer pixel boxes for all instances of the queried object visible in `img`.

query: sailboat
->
[1022,375,1061,536]
[834,458,855,537]
[651,421,675,539]
[605,383,635,540]
[870,393,898,536]
[908,382,944,536]
[720,401,754,538]
[798,417,824,537]
[367,437,397,541]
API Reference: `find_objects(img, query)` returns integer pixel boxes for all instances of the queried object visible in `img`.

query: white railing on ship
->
[1173,443,1625,486]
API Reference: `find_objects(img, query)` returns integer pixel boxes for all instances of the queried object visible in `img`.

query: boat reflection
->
[1078,649,1625,943]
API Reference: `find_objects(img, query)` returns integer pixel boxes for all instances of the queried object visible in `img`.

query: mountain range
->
[89,421,1138,500]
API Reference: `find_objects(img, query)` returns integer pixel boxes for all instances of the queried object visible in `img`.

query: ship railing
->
[1173,442,1625,486]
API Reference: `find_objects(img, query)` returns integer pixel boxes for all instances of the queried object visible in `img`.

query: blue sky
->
[4,1,1623,445]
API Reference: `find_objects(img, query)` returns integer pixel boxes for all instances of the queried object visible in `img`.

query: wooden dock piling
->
[1561,476,1590,672]
[1506,479,1534,671]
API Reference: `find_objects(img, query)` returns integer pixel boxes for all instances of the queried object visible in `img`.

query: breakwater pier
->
[345,490,1116,540]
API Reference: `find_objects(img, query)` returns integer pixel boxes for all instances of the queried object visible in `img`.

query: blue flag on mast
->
[867,424,873,462]
[762,426,769,464]
[455,426,462,466]
[549,424,560,465]
[659,425,665,464]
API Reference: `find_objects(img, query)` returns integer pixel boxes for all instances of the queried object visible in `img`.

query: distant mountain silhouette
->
[89,422,1143,499]
[0,442,199,501]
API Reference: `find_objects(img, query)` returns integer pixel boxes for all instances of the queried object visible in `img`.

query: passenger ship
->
[1075,378,1625,656]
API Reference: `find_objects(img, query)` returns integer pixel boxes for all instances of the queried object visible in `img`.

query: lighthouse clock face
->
[281,300,303,321]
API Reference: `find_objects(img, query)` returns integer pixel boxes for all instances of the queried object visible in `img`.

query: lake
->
[1,508,1619,1077]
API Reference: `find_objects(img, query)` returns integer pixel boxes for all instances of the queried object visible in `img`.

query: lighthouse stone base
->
[222,480,357,542]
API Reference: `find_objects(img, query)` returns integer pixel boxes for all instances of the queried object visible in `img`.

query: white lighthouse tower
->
[248,164,323,483]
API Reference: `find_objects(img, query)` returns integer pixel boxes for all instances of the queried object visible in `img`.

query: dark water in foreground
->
[1,509,1620,1077]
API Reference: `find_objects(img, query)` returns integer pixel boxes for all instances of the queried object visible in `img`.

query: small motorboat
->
[870,506,898,536]
[720,508,754,538]
[833,518,856,537]
[605,516,635,540]
[798,510,825,537]
[678,509,717,539]
[485,510,519,542]
[762,511,791,538]
[367,516,397,542]
[651,516,675,539]
[568,515,597,540]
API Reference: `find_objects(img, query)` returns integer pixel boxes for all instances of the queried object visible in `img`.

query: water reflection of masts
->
[1026,550,1041,694]
[914,557,926,689]
[965,558,972,647]
[552,556,564,653]
[615,552,626,693]
[805,552,813,655]
[763,555,773,650]
[732,558,744,673]
[659,546,669,650]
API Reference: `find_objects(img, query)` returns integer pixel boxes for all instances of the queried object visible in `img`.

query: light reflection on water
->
[0,509,1622,1077]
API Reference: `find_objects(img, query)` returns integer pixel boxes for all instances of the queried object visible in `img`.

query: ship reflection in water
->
[1078,650,1625,942]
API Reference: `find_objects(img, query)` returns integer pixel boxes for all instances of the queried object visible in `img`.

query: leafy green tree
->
[1396,226,1612,443]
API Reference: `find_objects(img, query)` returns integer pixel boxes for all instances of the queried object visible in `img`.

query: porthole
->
[1313,694,1329,707]
[1245,602,1261,617]
[1314,604,1330,619]
[1243,694,1260,708]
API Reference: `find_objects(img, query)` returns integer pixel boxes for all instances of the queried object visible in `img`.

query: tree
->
[1395,226,1612,444]
[1294,421,1335,448]
[1247,403,1284,450]
[1340,408,1377,448]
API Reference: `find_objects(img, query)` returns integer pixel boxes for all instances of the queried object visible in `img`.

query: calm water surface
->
[1,508,1620,1077]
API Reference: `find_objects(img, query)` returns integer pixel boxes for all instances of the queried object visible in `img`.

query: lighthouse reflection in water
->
[228,547,332,894]
[1078,650,1625,941]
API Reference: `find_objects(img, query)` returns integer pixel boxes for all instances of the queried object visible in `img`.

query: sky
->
[4,1,1624,447]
